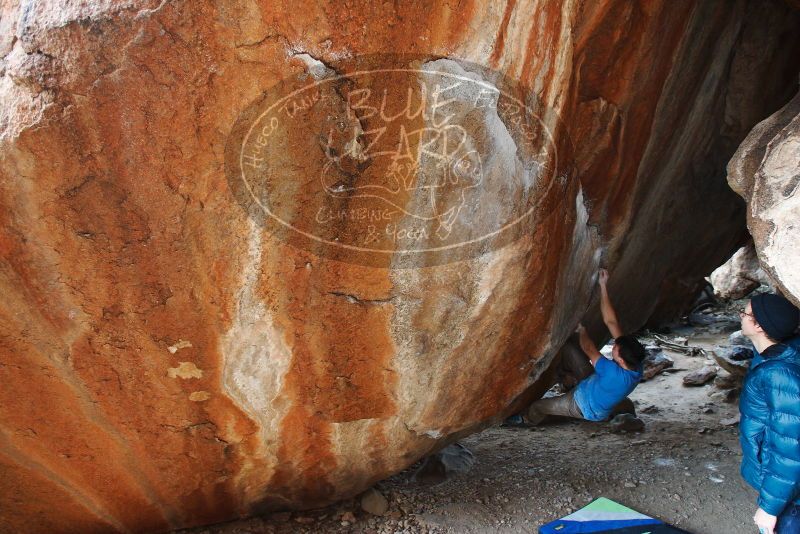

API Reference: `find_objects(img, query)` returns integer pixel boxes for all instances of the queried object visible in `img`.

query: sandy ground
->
[183,315,759,534]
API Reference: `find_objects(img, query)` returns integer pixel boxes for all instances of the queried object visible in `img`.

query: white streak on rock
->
[220,220,293,497]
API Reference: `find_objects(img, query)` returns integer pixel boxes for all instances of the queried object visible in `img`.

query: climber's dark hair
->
[615,335,646,370]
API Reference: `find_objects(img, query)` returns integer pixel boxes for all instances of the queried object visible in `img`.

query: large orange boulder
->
[1,1,799,532]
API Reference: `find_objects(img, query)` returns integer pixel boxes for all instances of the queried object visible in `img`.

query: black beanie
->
[751,293,800,342]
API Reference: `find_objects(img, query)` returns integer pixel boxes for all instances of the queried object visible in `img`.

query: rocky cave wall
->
[0,1,799,533]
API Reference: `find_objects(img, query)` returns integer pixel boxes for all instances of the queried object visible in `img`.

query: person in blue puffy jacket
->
[750,334,800,369]
[738,293,800,534]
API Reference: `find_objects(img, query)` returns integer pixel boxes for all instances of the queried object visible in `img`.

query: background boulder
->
[728,89,800,307]
[710,242,773,300]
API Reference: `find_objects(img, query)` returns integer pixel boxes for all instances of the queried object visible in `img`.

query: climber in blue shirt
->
[526,269,645,424]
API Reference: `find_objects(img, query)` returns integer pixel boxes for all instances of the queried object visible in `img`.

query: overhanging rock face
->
[728,89,800,306]
[1,1,799,532]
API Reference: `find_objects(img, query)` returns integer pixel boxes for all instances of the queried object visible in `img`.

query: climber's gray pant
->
[528,389,584,419]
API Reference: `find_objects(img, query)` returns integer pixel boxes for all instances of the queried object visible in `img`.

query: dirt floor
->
[184,309,758,534]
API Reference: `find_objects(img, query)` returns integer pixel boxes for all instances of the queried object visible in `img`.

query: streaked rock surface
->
[1,1,799,532]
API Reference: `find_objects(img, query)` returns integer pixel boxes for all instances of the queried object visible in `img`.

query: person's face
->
[740,301,757,337]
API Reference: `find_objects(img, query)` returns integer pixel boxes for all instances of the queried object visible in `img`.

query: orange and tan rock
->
[1,1,799,532]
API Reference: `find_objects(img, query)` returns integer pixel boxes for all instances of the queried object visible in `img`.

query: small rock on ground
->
[721,414,741,426]
[712,347,751,377]
[683,366,717,386]
[713,370,741,389]
[728,330,750,347]
[361,488,389,516]
[642,348,674,380]
[413,442,474,486]
[709,387,741,404]
[609,413,645,433]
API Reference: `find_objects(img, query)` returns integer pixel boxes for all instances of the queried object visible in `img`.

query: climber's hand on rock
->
[598,269,609,287]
